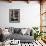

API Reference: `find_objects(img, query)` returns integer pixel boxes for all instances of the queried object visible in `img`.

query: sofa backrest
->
[8,27,33,36]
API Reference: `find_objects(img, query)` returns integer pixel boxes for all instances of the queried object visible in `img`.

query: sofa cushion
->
[8,27,14,34]
[21,28,27,35]
[14,28,21,33]
[9,33,34,43]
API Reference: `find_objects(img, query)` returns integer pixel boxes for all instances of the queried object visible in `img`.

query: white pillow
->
[21,28,27,35]
[2,29,10,36]
[25,28,31,35]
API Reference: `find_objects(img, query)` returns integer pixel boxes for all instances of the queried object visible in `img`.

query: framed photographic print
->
[9,9,20,23]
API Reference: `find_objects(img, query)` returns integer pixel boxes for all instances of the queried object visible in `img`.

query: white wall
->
[0,1,40,28]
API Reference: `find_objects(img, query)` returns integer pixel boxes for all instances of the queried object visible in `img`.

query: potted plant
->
[32,27,38,40]
[32,27,43,40]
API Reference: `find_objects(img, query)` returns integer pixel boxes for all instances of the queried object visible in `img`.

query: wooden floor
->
[0,40,46,46]
[21,40,46,46]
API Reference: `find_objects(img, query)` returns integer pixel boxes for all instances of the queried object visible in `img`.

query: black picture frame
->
[9,9,20,23]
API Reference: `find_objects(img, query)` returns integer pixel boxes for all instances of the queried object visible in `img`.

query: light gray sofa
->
[3,27,34,43]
